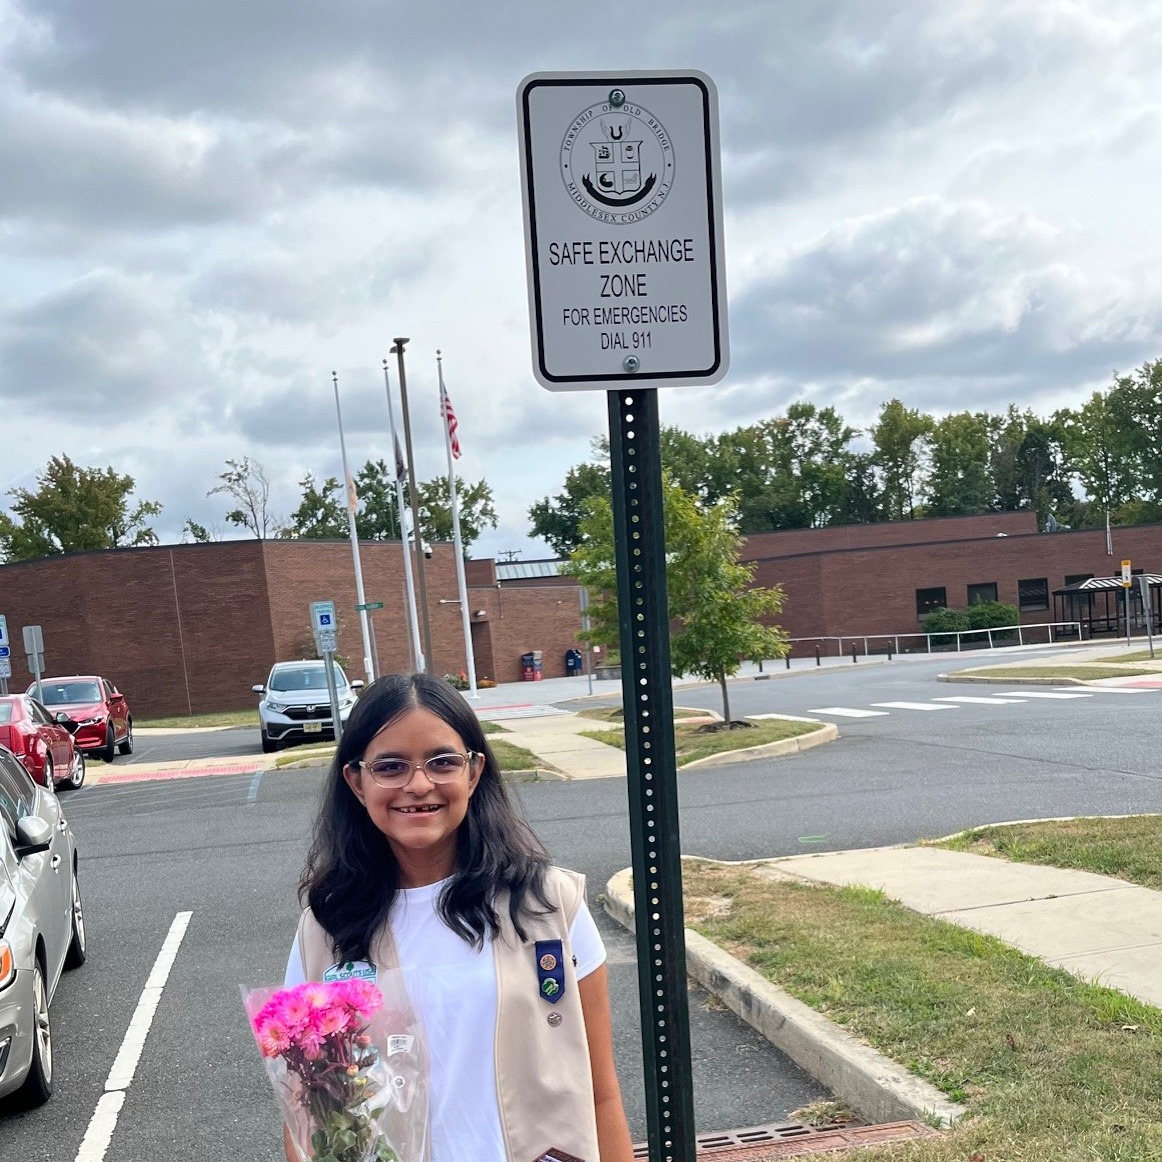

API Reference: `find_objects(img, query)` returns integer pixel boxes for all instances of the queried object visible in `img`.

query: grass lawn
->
[684,859,1162,1160]
[273,735,545,774]
[574,706,710,723]
[581,716,819,766]
[138,709,260,729]
[1091,651,1161,664]
[954,664,1160,681]
[935,815,1162,891]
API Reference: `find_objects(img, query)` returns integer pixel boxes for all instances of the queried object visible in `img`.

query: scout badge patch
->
[535,939,566,1003]
[532,1149,585,1162]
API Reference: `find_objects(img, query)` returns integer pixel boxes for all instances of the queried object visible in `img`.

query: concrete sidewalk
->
[490,712,627,780]
[757,845,1162,1010]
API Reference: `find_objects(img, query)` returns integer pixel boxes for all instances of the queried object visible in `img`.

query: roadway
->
[6,658,1160,1159]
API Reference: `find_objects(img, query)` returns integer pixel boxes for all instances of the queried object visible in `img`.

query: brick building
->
[0,541,584,717]
[2,514,1158,717]
[742,512,1162,646]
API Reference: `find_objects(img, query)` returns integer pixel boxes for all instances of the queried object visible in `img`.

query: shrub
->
[922,607,969,635]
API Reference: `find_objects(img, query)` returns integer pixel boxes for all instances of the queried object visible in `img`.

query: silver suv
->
[252,661,363,753]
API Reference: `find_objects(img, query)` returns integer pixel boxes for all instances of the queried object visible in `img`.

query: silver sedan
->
[0,743,86,1107]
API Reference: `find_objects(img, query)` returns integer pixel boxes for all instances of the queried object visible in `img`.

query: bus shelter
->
[1053,574,1162,638]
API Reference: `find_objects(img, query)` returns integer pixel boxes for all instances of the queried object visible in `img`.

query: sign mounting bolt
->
[623,355,640,373]
[609,88,626,108]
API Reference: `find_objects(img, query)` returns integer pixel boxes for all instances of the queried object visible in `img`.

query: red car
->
[31,676,133,763]
[0,694,86,789]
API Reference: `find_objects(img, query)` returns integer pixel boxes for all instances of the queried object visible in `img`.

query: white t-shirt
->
[285,878,606,1162]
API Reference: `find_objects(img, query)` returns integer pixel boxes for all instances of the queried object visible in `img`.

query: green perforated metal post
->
[608,387,696,1162]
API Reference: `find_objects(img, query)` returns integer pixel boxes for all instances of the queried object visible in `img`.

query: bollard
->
[758,659,764,673]
[785,653,791,670]
[852,643,858,663]
[815,644,821,666]
[887,643,893,662]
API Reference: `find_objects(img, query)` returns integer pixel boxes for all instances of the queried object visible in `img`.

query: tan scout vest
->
[296,867,601,1162]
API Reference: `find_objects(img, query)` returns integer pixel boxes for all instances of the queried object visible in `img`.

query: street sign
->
[0,657,10,680]
[517,70,728,391]
[316,630,338,654]
[355,602,384,611]
[0,614,8,650]
[1121,559,1133,587]
[22,624,43,654]
[0,647,9,659]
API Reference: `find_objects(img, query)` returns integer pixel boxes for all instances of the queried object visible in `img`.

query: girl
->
[285,672,633,1162]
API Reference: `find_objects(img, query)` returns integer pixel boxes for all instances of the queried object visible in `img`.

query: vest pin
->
[547,1011,562,1027]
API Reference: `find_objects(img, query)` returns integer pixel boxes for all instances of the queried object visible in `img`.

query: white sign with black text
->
[517,70,728,391]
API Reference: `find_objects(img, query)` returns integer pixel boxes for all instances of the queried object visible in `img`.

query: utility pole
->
[391,338,435,669]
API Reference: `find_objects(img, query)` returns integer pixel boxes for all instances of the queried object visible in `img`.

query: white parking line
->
[871,701,958,711]
[932,696,1027,704]
[806,707,890,718]
[74,911,192,1162]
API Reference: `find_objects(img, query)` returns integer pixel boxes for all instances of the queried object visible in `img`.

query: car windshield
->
[0,704,13,724]
[38,681,102,705]
[268,666,346,692]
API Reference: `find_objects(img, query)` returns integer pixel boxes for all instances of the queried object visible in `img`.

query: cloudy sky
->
[2,0,1160,560]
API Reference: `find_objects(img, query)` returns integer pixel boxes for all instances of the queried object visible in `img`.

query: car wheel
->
[65,862,87,969]
[42,755,53,789]
[102,723,116,763]
[118,719,134,755]
[14,961,53,1106]
[261,731,278,754]
[66,749,86,790]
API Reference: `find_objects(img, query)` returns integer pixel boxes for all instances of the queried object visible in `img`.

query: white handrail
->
[781,621,1083,660]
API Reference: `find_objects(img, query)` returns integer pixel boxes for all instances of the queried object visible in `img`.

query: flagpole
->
[332,372,375,684]
[438,351,479,699]
[383,359,425,673]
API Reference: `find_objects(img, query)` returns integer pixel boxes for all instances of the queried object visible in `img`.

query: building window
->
[967,582,998,606]
[916,587,947,619]
[1065,573,1093,587]
[1018,577,1049,611]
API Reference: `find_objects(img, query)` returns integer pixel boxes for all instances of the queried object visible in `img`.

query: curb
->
[682,722,838,770]
[937,673,1085,685]
[604,868,965,1129]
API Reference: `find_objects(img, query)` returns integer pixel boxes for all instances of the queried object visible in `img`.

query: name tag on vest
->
[322,960,378,983]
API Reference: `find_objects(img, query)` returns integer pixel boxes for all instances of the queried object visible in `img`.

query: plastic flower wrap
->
[243,976,428,1162]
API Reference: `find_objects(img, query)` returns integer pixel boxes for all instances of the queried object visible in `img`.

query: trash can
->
[565,648,583,676]
[521,651,543,681]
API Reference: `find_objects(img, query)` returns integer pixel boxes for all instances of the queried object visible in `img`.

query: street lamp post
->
[390,338,436,670]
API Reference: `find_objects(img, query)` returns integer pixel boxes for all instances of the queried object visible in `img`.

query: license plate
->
[304,722,323,733]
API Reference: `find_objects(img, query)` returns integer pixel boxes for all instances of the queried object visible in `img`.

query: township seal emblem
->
[560,100,674,224]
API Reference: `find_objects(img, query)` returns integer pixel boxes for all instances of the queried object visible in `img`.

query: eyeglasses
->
[346,751,479,788]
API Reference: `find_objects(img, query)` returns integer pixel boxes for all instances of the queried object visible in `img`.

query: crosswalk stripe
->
[871,701,958,711]
[933,695,1027,704]
[994,691,1092,699]
[806,706,890,718]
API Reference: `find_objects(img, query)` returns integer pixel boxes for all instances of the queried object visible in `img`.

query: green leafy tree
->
[181,519,213,543]
[285,473,348,539]
[353,459,405,542]
[924,412,993,516]
[528,453,611,556]
[417,475,498,554]
[1113,359,1162,506]
[0,455,161,562]
[207,456,280,539]
[870,400,932,520]
[1055,389,1138,525]
[566,476,789,722]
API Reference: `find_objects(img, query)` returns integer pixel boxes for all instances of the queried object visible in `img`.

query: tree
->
[285,473,348,539]
[181,519,213,543]
[417,475,499,554]
[870,400,932,520]
[353,459,405,542]
[207,457,280,539]
[1055,389,1138,523]
[924,412,993,516]
[528,455,611,555]
[565,476,789,722]
[0,455,161,563]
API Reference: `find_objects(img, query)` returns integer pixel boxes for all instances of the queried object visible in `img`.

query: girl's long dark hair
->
[299,673,553,962]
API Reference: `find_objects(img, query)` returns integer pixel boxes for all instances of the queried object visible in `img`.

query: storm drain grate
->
[632,1118,940,1159]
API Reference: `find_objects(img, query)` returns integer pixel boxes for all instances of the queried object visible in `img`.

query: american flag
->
[345,473,359,516]
[394,433,408,483]
[439,372,461,460]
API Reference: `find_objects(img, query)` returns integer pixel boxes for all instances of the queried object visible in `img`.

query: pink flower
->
[300,982,332,1012]
[255,1016,291,1058]
[313,1003,350,1038]
[336,979,383,1019]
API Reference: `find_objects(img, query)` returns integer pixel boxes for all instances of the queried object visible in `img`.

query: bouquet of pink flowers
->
[243,977,428,1162]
